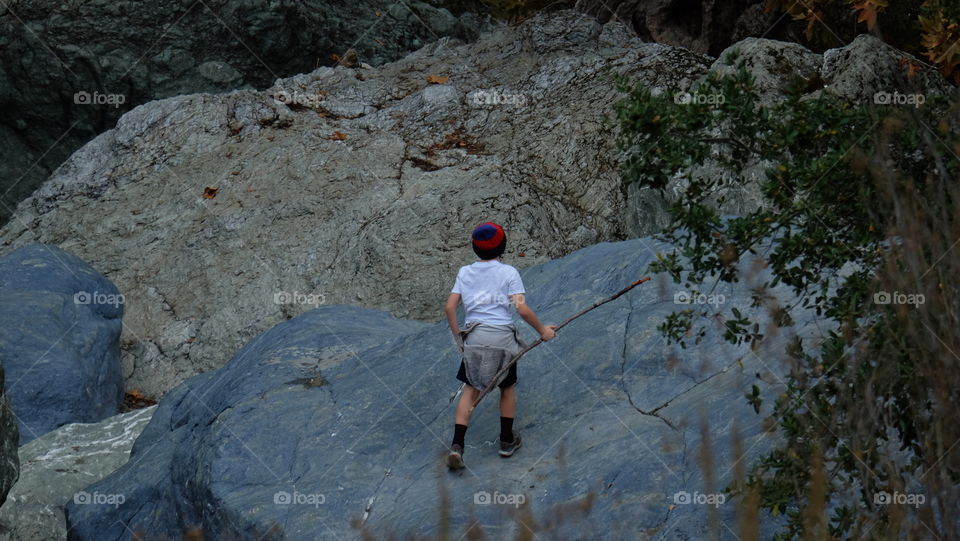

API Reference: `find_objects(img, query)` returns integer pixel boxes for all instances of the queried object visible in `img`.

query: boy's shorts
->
[457,359,518,389]
[456,322,524,389]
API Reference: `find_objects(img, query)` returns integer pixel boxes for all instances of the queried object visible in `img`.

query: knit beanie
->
[471,222,507,260]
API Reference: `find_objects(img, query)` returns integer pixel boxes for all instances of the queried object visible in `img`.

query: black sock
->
[452,424,468,448]
[500,417,514,443]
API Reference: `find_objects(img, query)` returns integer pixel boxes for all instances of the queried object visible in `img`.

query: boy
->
[444,222,557,469]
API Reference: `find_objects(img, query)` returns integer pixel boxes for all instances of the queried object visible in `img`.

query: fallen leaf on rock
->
[202,187,219,199]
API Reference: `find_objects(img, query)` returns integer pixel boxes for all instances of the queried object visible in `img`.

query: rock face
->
[0,362,17,507]
[0,11,943,402]
[0,0,493,227]
[574,0,771,56]
[0,407,155,541]
[0,10,713,398]
[0,244,124,444]
[65,237,822,540]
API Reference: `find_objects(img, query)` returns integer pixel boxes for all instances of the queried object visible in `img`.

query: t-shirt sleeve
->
[506,268,525,295]
[451,269,464,294]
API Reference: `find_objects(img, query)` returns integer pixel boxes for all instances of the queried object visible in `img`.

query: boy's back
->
[452,260,524,326]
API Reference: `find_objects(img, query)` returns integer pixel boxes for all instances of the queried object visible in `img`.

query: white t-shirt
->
[451,260,525,325]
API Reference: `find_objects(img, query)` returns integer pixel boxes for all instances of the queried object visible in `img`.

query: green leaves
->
[614,61,960,539]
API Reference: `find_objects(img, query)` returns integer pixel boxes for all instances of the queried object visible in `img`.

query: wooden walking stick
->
[469,277,651,412]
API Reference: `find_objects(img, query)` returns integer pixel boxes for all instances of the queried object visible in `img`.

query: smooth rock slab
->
[66,238,822,540]
[0,244,124,444]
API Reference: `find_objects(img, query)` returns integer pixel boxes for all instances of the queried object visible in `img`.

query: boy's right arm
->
[512,294,557,341]
[444,293,463,352]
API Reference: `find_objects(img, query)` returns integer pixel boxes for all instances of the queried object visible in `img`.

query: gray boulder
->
[707,34,952,107]
[65,237,821,540]
[708,37,824,106]
[0,0,494,227]
[0,10,713,399]
[0,407,155,541]
[0,244,124,444]
[0,362,17,507]
[820,34,954,105]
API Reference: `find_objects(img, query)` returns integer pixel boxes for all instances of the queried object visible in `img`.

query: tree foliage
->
[614,58,960,538]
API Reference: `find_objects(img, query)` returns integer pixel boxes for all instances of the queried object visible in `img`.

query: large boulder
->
[819,34,955,104]
[65,237,822,539]
[0,362,17,507]
[0,0,493,227]
[0,407,155,541]
[0,244,124,444]
[708,34,952,106]
[0,10,713,398]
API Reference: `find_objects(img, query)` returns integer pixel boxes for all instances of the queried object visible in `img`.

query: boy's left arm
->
[444,293,463,352]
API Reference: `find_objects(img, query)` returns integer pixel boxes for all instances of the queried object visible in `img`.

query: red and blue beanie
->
[471,222,507,259]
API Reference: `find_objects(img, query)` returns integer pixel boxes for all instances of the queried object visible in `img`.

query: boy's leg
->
[452,386,479,449]
[455,386,480,426]
[448,386,479,469]
[499,384,516,418]
[499,385,516,444]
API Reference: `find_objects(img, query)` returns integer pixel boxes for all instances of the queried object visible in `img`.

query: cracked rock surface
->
[65,237,823,540]
[0,0,493,227]
[0,11,939,404]
[0,10,712,399]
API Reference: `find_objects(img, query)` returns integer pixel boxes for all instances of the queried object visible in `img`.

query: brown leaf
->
[426,75,449,84]
[202,187,219,199]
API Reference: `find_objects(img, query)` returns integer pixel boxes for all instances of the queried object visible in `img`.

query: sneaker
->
[499,432,522,457]
[447,444,465,469]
